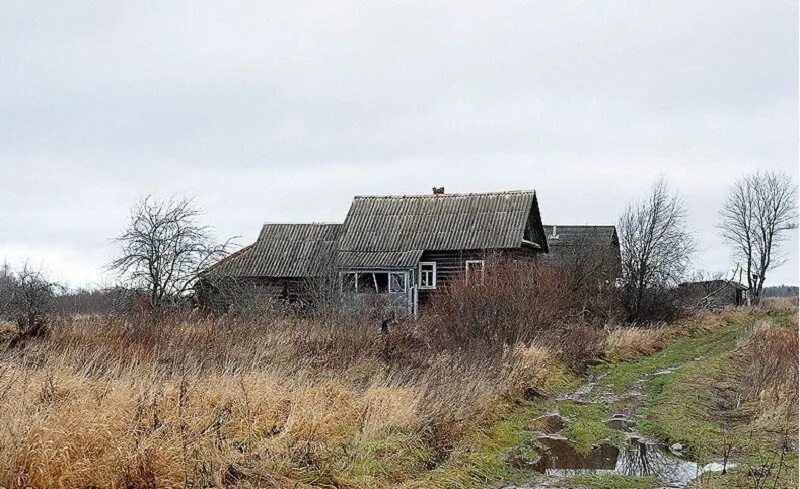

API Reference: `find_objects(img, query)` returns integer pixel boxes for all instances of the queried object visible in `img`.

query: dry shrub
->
[735,317,799,411]
[421,258,576,347]
[539,324,606,370]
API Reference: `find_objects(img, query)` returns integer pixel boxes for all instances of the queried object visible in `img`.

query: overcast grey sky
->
[0,1,797,288]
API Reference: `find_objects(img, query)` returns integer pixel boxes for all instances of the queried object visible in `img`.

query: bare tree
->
[719,171,797,304]
[549,233,623,321]
[618,179,695,322]
[108,196,235,310]
[0,264,63,341]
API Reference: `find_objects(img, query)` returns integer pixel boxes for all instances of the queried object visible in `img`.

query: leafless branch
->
[719,171,797,304]
[107,195,236,310]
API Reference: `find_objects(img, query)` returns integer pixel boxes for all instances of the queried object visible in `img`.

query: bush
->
[420,258,577,347]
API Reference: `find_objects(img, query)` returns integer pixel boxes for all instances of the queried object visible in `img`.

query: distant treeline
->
[761,285,799,298]
[55,288,126,315]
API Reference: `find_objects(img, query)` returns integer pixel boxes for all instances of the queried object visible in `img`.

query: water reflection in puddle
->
[533,435,732,488]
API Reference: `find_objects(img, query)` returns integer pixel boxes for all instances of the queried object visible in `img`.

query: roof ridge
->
[543,224,616,227]
[260,222,342,226]
[353,190,535,199]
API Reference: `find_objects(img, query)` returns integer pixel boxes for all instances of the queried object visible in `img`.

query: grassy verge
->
[600,309,758,393]
[635,309,798,489]
[563,474,656,489]
[412,310,771,488]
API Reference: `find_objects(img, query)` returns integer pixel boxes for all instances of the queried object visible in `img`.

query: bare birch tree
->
[618,179,695,321]
[719,171,797,304]
[108,196,235,310]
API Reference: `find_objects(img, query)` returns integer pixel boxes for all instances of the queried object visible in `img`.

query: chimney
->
[432,186,445,195]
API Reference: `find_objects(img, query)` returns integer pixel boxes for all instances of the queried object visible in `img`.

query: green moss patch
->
[558,401,619,455]
[563,474,656,489]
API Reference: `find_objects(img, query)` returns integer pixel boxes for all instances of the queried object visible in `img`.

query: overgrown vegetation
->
[0,258,795,488]
[0,297,587,488]
[636,303,798,489]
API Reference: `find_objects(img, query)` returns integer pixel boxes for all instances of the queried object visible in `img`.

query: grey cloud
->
[0,1,796,287]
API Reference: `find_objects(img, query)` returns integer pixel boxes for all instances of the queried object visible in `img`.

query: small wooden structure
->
[677,280,748,308]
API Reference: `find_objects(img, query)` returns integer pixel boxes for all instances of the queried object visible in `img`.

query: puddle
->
[515,371,735,489]
[652,367,679,376]
[532,434,733,487]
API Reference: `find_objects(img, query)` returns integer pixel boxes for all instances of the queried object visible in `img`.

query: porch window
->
[419,262,437,289]
[356,273,374,293]
[343,271,408,294]
[465,260,485,286]
[389,272,407,293]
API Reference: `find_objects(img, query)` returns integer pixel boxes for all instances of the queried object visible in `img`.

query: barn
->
[540,224,622,285]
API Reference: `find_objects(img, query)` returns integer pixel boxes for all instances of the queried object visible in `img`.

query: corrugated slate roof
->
[679,280,748,291]
[338,191,540,253]
[207,223,341,278]
[336,250,424,269]
[543,225,618,248]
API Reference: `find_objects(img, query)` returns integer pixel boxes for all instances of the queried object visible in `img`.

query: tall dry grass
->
[1,264,768,488]
[0,311,559,489]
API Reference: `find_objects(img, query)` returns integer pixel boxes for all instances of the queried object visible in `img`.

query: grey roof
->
[543,225,618,247]
[337,190,545,255]
[336,250,424,269]
[679,280,749,291]
[207,223,341,278]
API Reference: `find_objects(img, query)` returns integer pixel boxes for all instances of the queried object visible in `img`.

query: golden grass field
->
[0,302,795,489]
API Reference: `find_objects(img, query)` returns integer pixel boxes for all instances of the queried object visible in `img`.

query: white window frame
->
[388,272,407,293]
[465,260,485,286]
[418,262,437,289]
[341,270,409,294]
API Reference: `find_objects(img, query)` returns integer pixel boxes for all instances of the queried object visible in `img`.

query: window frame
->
[341,270,409,294]
[465,259,485,286]
[418,262,437,289]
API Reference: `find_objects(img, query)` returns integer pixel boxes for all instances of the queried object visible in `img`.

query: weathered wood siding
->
[197,276,310,311]
[417,247,540,304]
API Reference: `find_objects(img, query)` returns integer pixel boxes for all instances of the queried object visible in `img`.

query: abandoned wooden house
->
[198,223,341,307]
[335,190,549,316]
[201,189,550,315]
[678,280,748,308]
[540,225,622,285]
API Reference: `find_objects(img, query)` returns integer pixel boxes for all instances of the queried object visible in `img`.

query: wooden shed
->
[677,280,748,308]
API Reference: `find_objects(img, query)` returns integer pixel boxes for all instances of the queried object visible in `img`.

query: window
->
[342,271,408,294]
[419,262,437,289]
[465,260,485,286]
[356,273,374,293]
[389,272,406,293]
